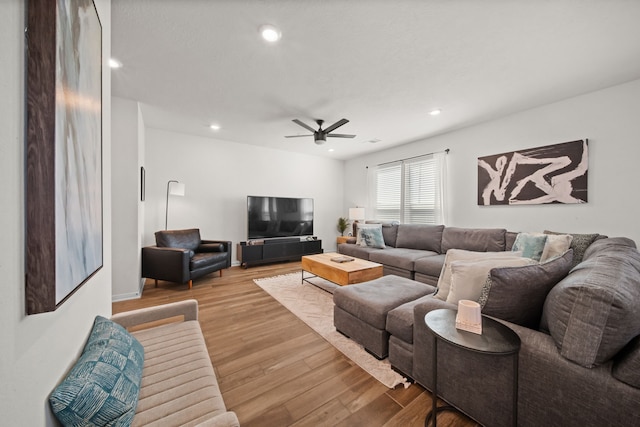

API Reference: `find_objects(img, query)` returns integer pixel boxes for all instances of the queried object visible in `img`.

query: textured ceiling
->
[111,0,640,160]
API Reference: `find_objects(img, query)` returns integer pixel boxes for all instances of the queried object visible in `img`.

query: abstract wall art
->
[478,139,588,206]
[26,0,103,314]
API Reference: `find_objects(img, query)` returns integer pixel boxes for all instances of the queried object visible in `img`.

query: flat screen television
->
[247,196,314,240]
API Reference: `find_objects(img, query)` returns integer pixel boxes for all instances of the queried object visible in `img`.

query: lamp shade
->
[348,207,365,221]
[169,182,185,196]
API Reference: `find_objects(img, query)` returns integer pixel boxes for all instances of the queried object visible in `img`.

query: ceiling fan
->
[285,118,356,145]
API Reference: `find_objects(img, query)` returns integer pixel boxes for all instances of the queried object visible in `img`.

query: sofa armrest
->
[111,299,198,329]
[194,411,240,427]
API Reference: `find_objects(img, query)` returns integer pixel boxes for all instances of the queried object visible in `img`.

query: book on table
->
[331,256,354,263]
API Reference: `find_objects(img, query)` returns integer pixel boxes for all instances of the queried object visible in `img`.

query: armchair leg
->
[188,280,193,289]
[154,279,159,288]
[219,270,223,277]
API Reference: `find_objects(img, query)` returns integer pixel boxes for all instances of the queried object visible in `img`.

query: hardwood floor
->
[112,262,479,427]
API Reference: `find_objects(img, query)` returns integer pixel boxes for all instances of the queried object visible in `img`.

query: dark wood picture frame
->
[26,0,103,314]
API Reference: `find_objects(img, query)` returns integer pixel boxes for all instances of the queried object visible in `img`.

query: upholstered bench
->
[333,276,436,358]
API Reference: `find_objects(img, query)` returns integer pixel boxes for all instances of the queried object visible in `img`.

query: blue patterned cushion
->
[50,316,144,426]
[512,232,548,261]
[359,226,386,248]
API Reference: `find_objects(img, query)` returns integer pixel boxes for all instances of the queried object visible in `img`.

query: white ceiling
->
[111,0,640,160]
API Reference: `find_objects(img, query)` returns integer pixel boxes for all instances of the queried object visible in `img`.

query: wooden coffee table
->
[301,252,383,286]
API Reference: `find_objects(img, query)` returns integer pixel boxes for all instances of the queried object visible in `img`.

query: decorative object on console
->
[456,300,482,334]
[165,180,185,229]
[25,0,103,314]
[478,139,588,206]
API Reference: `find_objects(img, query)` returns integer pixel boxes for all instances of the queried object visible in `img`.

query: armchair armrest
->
[111,299,198,329]
[142,246,191,283]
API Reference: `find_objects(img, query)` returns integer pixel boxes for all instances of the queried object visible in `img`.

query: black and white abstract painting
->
[54,0,103,304]
[477,140,588,206]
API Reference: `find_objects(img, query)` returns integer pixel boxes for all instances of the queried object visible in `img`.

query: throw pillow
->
[434,249,524,301]
[50,316,145,427]
[355,223,382,246]
[358,226,386,249]
[512,232,548,261]
[544,230,600,268]
[446,256,535,304]
[540,234,573,263]
[478,249,573,328]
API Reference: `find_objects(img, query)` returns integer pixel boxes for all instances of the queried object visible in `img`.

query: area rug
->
[253,272,410,389]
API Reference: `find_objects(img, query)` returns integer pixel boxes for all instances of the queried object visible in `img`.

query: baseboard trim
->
[111,278,146,302]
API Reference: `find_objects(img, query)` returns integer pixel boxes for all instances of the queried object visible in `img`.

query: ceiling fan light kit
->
[286,118,356,145]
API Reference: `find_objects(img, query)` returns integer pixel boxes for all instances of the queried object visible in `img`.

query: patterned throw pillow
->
[544,230,600,268]
[512,232,548,261]
[359,225,386,248]
[50,316,145,427]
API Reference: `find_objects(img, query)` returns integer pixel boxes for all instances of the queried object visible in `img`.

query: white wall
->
[345,79,640,245]
[111,97,144,300]
[142,127,346,266]
[0,1,112,425]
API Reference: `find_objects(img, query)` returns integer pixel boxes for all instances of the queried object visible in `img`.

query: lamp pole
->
[165,180,179,230]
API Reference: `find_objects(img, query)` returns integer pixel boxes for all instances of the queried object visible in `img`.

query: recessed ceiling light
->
[259,24,282,43]
[328,148,335,152]
[109,58,123,69]
[429,109,442,116]
[209,124,220,131]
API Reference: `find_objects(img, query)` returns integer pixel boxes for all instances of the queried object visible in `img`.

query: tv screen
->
[247,196,314,240]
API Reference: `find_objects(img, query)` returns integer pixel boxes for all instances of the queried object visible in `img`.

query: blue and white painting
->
[54,0,102,304]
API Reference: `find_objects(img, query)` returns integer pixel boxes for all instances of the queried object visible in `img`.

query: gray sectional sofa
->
[337,223,640,426]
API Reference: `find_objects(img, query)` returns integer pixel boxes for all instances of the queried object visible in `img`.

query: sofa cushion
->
[387,294,438,344]
[434,249,524,301]
[191,252,228,270]
[612,335,640,388]
[50,316,145,427]
[542,237,640,367]
[395,224,444,252]
[540,234,573,263]
[544,230,600,268]
[505,231,518,250]
[441,227,507,253]
[156,228,201,251]
[512,232,548,261]
[478,249,573,328]
[446,257,535,304]
[358,225,386,248]
[338,242,382,260]
[414,254,446,277]
[369,248,438,271]
[131,320,233,426]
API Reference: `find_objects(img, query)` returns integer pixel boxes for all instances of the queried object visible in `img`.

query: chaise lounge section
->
[337,222,640,426]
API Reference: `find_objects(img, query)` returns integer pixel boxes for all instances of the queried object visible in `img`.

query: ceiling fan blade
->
[292,119,316,133]
[323,118,349,133]
[327,133,356,138]
[285,135,312,138]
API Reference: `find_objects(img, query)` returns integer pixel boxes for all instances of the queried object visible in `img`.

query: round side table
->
[424,309,520,427]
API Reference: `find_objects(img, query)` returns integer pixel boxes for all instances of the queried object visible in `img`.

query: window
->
[370,152,446,224]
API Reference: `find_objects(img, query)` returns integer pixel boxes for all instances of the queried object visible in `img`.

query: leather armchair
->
[142,228,231,289]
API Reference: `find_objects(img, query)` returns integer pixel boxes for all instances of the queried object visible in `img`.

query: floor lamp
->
[165,180,185,230]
